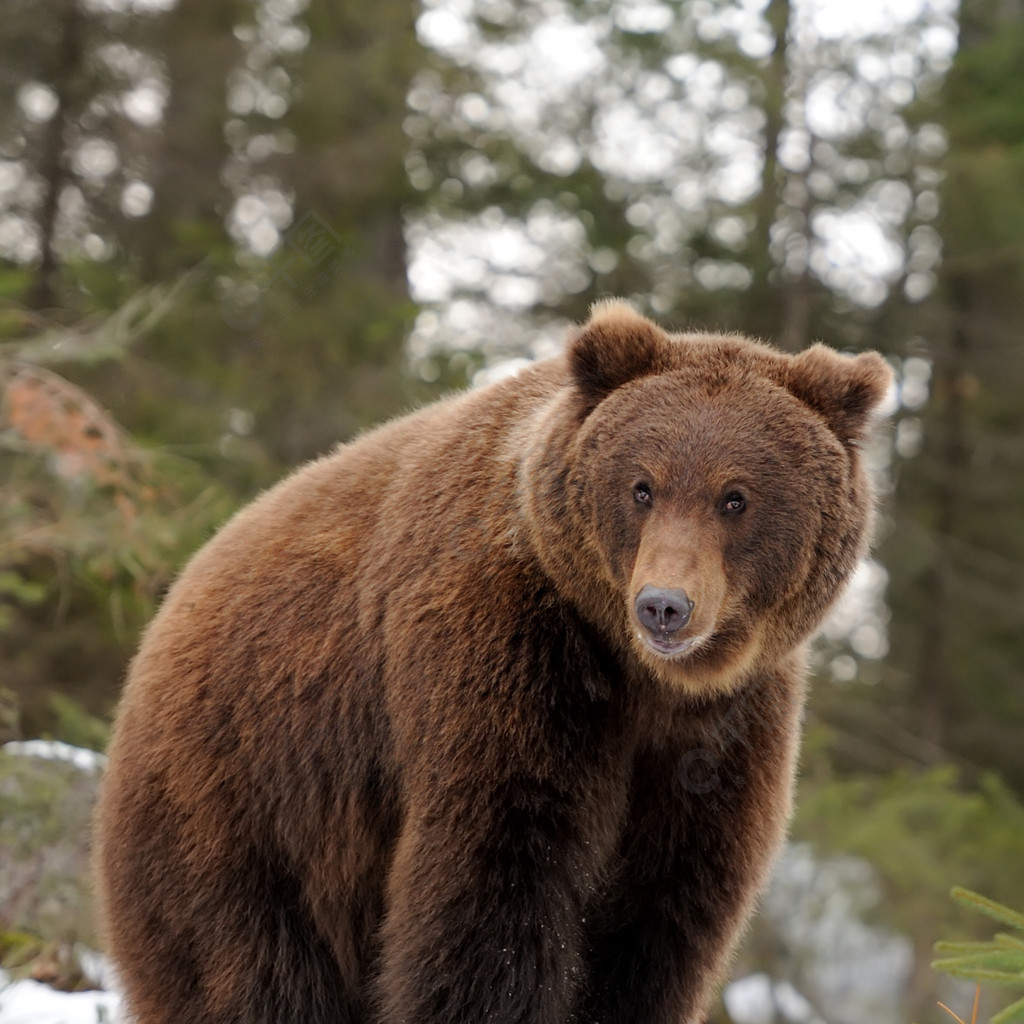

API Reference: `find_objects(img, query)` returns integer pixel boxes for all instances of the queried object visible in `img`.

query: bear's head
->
[523,301,892,696]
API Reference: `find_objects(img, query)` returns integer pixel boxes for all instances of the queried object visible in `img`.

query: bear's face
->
[527,302,891,696]
[573,365,856,693]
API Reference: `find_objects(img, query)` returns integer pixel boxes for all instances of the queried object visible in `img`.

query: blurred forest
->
[1,0,1022,1020]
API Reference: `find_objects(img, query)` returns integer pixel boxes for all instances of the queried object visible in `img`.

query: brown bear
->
[95,301,890,1024]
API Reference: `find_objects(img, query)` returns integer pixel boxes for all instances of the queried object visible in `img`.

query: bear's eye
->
[722,491,747,514]
[633,482,653,507]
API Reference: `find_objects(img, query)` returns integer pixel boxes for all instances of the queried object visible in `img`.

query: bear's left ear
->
[568,300,675,414]
[784,344,892,444]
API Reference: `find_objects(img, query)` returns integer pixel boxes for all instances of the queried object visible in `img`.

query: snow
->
[1,743,118,1021]
[0,975,120,1024]
[1,740,107,774]
[726,972,818,1024]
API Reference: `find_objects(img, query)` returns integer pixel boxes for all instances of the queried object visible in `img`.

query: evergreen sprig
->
[934,888,1024,1024]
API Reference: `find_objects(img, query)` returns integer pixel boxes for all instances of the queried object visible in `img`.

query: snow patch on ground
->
[2,740,107,774]
[0,975,120,1024]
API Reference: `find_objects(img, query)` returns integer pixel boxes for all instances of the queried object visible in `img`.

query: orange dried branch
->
[937,985,981,1024]
[1,364,135,492]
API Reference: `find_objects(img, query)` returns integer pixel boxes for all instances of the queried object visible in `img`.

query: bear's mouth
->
[640,633,702,659]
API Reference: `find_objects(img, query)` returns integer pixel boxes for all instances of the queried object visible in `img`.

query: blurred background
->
[1,0,1022,1020]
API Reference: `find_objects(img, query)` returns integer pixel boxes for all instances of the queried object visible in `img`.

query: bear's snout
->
[634,585,694,636]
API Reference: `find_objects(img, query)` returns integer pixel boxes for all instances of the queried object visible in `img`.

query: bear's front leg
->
[372,788,602,1024]
[579,681,801,1024]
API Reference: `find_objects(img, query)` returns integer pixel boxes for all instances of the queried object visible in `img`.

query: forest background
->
[1,0,1023,1021]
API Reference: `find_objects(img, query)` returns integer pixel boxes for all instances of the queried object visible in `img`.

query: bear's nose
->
[634,585,694,635]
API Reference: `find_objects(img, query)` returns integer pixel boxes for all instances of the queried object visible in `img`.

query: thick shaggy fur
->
[95,302,890,1024]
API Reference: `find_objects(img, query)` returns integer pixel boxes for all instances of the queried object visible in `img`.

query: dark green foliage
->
[0,0,435,728]
[879,5,1024,795]
[0,746,103,963]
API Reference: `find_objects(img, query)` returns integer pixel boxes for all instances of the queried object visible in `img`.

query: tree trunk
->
[911,307,971,754]
[28,0,82,311]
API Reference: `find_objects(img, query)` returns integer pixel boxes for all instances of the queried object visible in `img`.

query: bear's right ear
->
[568,300,674,414]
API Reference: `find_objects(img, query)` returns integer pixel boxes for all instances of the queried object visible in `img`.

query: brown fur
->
[95,302,890,1024]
